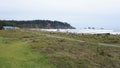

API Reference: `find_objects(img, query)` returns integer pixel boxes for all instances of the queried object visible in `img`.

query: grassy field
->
[0,29,120,68]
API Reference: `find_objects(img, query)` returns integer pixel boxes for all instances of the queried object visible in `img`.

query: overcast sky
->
[0,0,120,30]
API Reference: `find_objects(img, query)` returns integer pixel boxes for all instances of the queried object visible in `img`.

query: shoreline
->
[30,28,120,35]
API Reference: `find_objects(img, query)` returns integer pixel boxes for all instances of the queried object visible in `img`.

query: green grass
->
[0,33,55,68]
[0,29,120,68]
[37,31,120,44]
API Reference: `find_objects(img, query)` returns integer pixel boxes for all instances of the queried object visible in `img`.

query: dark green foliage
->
[0,26,3,30]
[0,20,75,29]
[0,21,13,26]
[0,21,13,29]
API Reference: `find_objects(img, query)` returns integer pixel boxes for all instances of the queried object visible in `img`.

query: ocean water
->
[31,29,120,35]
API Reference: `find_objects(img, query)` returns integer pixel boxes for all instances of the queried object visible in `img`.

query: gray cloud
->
[0,0,120,29]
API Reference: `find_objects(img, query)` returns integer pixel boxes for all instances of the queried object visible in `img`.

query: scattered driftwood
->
[94,33,110,37]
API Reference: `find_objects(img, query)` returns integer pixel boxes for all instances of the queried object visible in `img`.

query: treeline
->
[0,20,75,29]
[0,21,12,26]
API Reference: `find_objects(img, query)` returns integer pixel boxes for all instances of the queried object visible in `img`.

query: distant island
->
[0,20,75,29]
